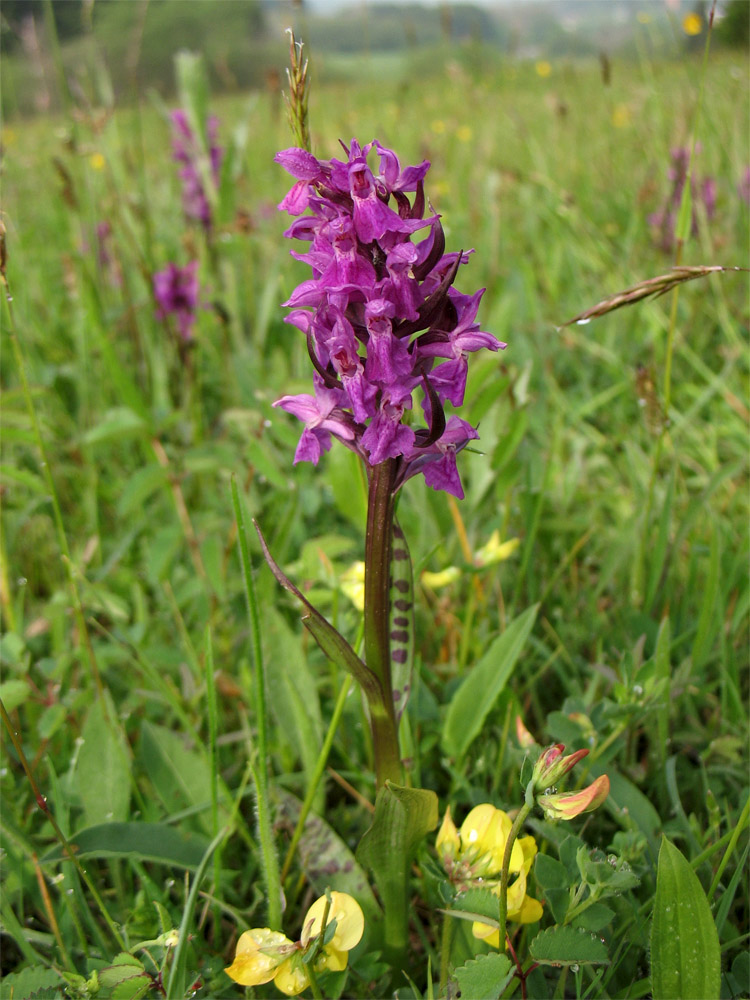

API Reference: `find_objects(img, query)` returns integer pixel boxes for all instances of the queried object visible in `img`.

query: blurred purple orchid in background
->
[170,109,223,230]
[153,261,200,341]
[273,138,505,499]
[649,145,717,253]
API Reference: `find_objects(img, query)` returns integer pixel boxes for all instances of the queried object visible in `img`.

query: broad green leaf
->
[72,695,131,827]
[650,837,720,1000]
[454,953,514,1000]
[138,721,225,833]
[442,605,538,759]
[529,925,609,966]
[264,609,324,811]
[593,764,661,861]
[276,790,380,923]
[81,407,146,446]
[41,822,210,869]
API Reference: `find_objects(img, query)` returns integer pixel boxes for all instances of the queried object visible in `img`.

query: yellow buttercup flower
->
[682,13,702,35]
[89,152,106,170]
[226,892,364,995]
[535,60,552,78]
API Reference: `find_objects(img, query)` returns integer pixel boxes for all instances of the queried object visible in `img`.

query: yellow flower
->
[89,152,106,170]
[612,104,631,129]
[535,60,552,78]
[472,836,543,947]
[473,531,519,567]
[682,12,702,35]
[224,927,294,987]
[422,566,461,589]
[225,893,364,995]
[460,804,524,875]
[340,560,365,610]
[301,890,365,971]
[436,805,461,862]
[456,125,473,144]
[431,119,446,134]
[637,11,651,24]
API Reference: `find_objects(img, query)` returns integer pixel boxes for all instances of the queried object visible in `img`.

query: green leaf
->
[138,721,225,833]
[0,678,30,711]
[81,407,146,446]
[276,790,380,923]
[442,604,538,759]
[570,903,615,932]
[454,953,514,1000]
[0,967,63,1000]
[264,609,324,811]
[41,822,210,869]
[356,783,438,934]
[650,837,720,1000]
[116,464,167,517]
[254,520,381,703]
[442,887,502,924]
[534,853,570,923]
[529,925,610,965]
[98,953,150,999]
[72,694,131,827]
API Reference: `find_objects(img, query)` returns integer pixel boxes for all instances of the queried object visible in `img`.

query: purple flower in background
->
[273,139,505,499]
[170,110,223,230]
[153,261,200,341]
[649,145,717,253]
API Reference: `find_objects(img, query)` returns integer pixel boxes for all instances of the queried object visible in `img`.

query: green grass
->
[1,35,748,1000]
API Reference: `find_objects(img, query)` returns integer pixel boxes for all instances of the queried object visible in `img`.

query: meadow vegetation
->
[1,12,748,999]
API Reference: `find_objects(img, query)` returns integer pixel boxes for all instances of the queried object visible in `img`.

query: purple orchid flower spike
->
[170,109,223,231]
[273,138,505,499]
[153,261,200,342]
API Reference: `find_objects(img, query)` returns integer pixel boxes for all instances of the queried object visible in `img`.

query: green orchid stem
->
[363,458,408,969]
[363,458,403,788]
[498,799,533,950]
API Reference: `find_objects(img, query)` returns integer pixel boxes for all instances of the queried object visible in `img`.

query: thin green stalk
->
[0,697,126,951]
[231,478,282,930]
[204,629,222,938]
[3,279,104,701]
[281,676,354,883]
[707,795,749,901]
[498,792,534,950]
[166,826,227,999]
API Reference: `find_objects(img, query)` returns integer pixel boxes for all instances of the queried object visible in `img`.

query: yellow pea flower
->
[226,892,364,995]
[224,927,295,987]
[472,835,543,947]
